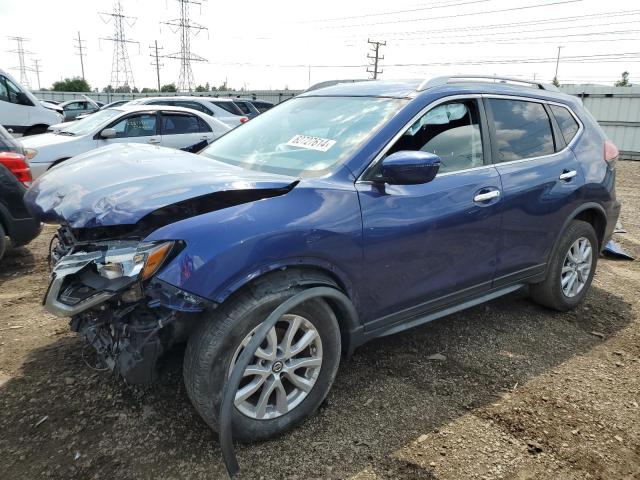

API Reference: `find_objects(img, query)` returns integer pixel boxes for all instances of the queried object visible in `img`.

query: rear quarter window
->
[550,105,580,145]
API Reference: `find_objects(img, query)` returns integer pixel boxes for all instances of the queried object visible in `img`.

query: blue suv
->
[26,76,620,441]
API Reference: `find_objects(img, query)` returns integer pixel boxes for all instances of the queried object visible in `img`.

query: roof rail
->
[418,75,559,92]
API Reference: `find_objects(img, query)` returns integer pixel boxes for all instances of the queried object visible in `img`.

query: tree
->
[160,83,177,92]
[141,87,158,93]
[52,77,91,92]
[552,76,560,87]
[615,71,631,87]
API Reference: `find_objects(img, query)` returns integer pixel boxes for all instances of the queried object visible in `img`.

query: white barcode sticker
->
[285,134,336,152]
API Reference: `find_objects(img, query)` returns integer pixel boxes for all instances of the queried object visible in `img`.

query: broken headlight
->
[97,241,175,281]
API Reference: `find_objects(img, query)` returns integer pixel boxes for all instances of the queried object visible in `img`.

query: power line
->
[161,0,208,92]
[100,0,138,89]
[74,31,87,81]
[366,39,386,79]
[7,36,33,88]
[301,0,494,24]
[319,0,582,29]
[150,40,164,91]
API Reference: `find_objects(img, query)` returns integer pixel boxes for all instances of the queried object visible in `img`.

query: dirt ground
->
[1,162,639,480]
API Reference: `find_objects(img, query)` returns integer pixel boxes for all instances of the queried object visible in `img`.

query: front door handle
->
[559,170,577,181]
[474,190,501,202]
[148,137,161,144]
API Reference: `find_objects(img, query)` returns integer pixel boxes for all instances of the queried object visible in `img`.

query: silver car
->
[22,104,230,179]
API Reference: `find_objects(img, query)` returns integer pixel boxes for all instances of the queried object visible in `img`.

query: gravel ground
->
[0,162,638,480]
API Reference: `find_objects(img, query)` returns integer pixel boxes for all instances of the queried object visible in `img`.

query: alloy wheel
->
[561,236,593,298]
[228,314,323,420]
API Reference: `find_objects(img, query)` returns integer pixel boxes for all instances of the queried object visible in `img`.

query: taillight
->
[0,152,33,187]
[240,117,249,123]
[604,139,619,163]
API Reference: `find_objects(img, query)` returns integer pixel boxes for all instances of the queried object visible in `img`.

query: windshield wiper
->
[57,130,76,136]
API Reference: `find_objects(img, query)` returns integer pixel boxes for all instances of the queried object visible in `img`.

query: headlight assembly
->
[97,241,176,281]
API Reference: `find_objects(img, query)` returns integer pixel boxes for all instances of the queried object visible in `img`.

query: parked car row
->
[23,104,230,179]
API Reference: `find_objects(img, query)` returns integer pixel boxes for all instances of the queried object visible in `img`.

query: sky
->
[0,0,638,91]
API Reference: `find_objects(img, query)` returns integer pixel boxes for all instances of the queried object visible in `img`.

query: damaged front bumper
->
[44,230,213,383]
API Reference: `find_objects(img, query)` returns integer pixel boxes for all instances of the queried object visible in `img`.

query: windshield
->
[200,96,406,176]
[61,109,123,136]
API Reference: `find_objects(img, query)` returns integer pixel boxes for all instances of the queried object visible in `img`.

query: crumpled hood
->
[24,143,298,229]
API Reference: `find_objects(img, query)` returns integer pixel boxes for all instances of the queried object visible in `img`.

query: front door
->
[357,97,503,329]
[101,112,161,147]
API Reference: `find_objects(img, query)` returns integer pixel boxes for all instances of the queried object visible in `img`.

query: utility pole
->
[554,46,563,80]
[150,40,163,91]
[32,59,42,90]
[366,39,385,80]
[99,0,139,89]
[162,0,208,92]
[7,36,33,87]
[74,31,87,81]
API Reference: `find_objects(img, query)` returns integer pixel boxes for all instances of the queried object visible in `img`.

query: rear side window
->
[212,101,242,115]
[235,101,251,114]
[176,101,212,116]
[550,105,580,145]
[161,113,201,135]
[198,117,212,133]
[253,101,273,113]
[488,99,555,162]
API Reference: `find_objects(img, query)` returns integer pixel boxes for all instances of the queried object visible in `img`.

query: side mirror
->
[379,151,441,185]
[100,128,117,139]
[16,92,33,106]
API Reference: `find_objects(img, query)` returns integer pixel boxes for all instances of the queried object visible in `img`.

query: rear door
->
[484,96,583,286]
[357,96,503,328]
[159,111,210,149]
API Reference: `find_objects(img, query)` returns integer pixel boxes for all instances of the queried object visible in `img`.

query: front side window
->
[489,99,555,162]
[550,105,580,145]
[201,96,406,177]
[387,100,484,174]
[111,113,157,138]
[161,113,200,135]
[65,102,84,111]
[4,77,22,104]
[0,77,9,103]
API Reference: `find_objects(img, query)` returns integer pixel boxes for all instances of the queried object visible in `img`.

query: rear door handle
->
[148,137,161,144]
[474,190,501,202]
[559,170,577,180]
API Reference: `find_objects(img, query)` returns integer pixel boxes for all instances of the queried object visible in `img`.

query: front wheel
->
[530,220,598,311]
[183,282,341,442]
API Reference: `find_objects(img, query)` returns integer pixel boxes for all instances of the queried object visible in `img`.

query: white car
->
[0,68,64,136]
[22,104,230,179]
[128,96,248,128]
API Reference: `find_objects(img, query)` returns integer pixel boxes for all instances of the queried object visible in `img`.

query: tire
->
[24,125,48,136]
[0,223,6,262]
[530,220,598,311]
[184,271,342,442]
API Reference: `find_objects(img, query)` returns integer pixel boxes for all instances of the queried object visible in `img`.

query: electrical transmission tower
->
[100,0,138,89]
[74,32,87,81]
[7,36,34,88]
[32,59,42,90]
[162,0,208,92]
[366,39,386,80]
[150,40,164,91]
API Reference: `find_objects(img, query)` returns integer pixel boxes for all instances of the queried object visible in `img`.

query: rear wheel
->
[530,220,598,311]
[183,272,342,442]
